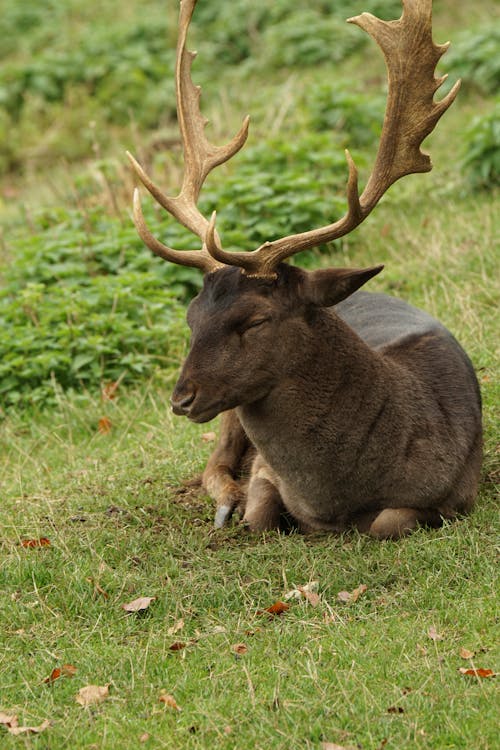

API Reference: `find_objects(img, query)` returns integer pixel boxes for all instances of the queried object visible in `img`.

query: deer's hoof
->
[214,504,232,528]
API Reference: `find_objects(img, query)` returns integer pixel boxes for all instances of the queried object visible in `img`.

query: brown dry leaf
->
[139,732,150,743]
[169,641,187,651]
[257,601,290,616]
[98,416,112,435]
[0,713,18,727]
[6,719,50,736]
[321,743,358,750]
[387,706,404,714]
[167,618,185,637]
[428,626,443,641]
[75,684,110,706]
[159,692,181,711]
[337,584,367,603]
[232,643,248,655]
[201,431,217,443]
[21,537,50,548]
[122,596,156,613]
[285,581,320,605]
[44,667,61,684]
[43,664,77,684]
[458,667,496,678]
[459,647,475,659]
[297,585,321,607]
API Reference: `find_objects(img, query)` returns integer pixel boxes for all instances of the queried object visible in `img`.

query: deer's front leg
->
[203,410,255,528]
[243,455,286,532]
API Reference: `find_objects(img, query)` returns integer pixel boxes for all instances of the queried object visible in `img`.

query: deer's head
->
[127,0,459,422]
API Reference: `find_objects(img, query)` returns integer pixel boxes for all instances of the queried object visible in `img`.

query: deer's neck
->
[236,310,406,513]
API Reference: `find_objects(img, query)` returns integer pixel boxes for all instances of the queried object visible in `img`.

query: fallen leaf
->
[321,743,358,750]
[224,725,233,735]
[387,706,404,714]
[159,692,181,711]
[21,537,50,548]
[169,641,187,651]
[337,584,367,603]
[458,667,495,678]
[167,618,185,637]
[43,664,77,684]
[44,668,61,684]
[257,601,290,616]
[201,431,217,443]
[122,596,156,613]
[459,647,475,659]
[0,713,18,727]
[428,626,443,641]
[285,581,320,605]
[6,719,50,736]
[139,732,150,743]
[297,585,320,607]
[75,684,110,706]
[232,643,248,655]
[98,416,112,434]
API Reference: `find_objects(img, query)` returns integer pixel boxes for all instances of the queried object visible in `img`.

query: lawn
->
[0,1,498,748]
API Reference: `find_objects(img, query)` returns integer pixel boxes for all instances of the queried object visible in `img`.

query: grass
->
[0,0,499,747]
[0,384,498,749]
[1,185,498,747]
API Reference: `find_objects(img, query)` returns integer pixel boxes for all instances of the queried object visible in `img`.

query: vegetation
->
[0,0,498,748]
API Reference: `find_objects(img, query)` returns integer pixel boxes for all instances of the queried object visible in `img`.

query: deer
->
[126,0,482,539]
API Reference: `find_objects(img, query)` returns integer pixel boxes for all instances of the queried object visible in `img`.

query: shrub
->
[446,27,500,95]
[461,103,500,189]
[0,127,365,410]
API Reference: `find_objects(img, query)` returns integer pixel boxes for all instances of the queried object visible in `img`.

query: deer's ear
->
[299,265,384,307]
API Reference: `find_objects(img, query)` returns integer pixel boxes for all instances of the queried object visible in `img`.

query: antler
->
[127,0,250,272]
[206,0,460,278]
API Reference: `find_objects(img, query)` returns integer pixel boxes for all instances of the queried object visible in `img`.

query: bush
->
[0,127,365,410]
[461,103,500,189]
[446,27,500,95]
[305,82,385,147]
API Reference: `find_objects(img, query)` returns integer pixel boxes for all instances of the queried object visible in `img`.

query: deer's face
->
[171,266,305,423]
[171,263,383,422]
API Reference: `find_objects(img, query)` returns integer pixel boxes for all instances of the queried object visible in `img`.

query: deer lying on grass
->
[127,0,482,539]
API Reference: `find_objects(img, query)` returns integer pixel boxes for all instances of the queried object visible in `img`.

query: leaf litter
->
[75,684,110,706]
[0,713,50,736]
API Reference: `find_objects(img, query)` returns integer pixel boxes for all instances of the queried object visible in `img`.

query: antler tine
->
[128,0,250,272]
[209,0,459,278]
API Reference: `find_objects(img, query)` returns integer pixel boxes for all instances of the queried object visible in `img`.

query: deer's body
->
[178,265,482,537]
[128,0,482,538]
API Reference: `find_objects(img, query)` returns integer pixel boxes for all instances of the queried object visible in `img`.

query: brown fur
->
[172,265,482,539]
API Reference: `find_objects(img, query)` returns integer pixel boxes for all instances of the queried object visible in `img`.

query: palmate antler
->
[129,0,460,279]
[127,0,249,272]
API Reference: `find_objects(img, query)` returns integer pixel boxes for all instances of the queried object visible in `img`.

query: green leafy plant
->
[446,26,500,95]
[461,103,500,189]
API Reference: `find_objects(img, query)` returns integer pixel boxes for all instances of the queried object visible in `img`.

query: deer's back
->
[335,291,449,351]
[335,290,482,434]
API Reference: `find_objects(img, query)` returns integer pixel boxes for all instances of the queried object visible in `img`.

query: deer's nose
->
[171,384,196,415]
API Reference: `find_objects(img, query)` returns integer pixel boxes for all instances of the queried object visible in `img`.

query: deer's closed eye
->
[241,317,270,334]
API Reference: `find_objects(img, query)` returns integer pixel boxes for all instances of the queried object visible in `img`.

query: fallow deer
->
[127,0,482,539]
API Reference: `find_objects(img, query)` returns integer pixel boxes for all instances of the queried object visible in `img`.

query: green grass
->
[0,0,499,747]
[0,381,498,749]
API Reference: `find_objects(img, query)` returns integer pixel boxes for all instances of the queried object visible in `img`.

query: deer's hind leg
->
[203,410,255,528]
[367,507,443,540]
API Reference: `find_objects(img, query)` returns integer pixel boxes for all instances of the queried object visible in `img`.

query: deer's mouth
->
[171,391,224,423]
